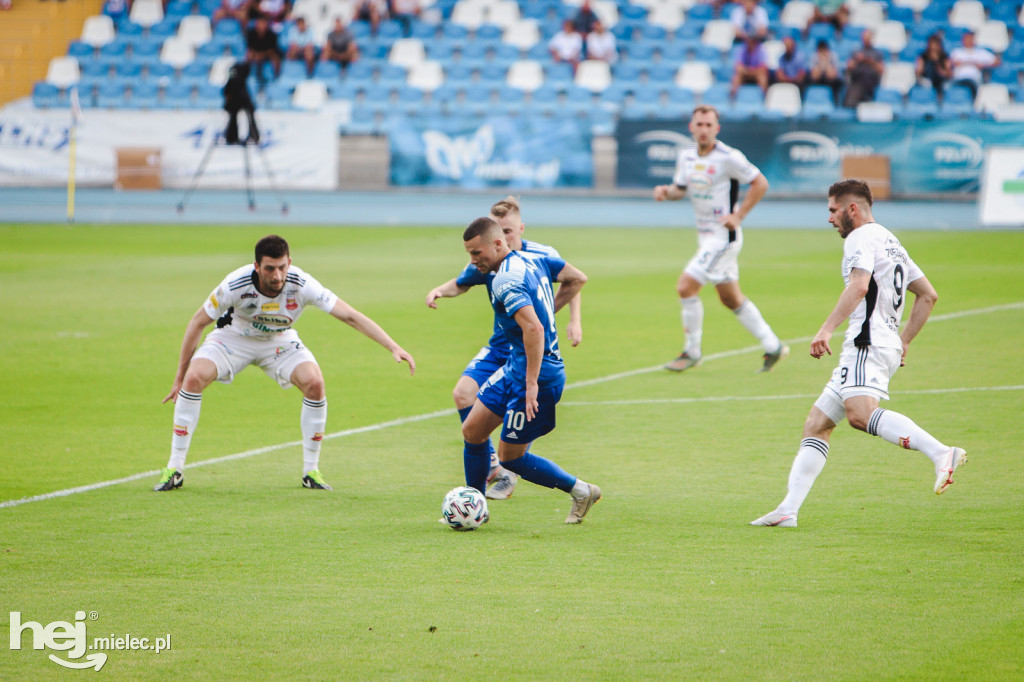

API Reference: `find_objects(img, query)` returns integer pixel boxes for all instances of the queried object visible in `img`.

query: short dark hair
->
[255,234,290,262]
[463,217,501,242]
[691,104,720,121]
[828,179,873,206]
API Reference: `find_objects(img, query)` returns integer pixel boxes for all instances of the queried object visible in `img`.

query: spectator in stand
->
[322,17,359,69]
[585,20,617,63]
[949,30,999,99]
[773,35,807,90]
[916,33,951,96]
[549,19,583,71]
[285,16,318,77]
[213,0,251,27]
[730,35,770,97]
[390,0,421,37]
[252,0,291,31]
[354,0,386,35]
[573,0,600,37]
[730,0,769,43]
[843,30,885,108]
[810,2,849,38]
[808,39,843,104]
[246,16,282,85]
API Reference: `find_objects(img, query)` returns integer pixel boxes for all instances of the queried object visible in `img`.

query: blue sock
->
[463,440,491,493]
[458,406,496,459]
[501,453,576,493]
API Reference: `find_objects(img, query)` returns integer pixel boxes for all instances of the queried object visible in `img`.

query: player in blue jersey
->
[425,197,582,501]
[455,217,600,524]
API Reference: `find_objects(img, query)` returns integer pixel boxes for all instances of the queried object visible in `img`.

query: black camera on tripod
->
[223,62,260,146]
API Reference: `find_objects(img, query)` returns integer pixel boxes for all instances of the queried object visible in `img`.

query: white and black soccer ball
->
[441,486,489,531]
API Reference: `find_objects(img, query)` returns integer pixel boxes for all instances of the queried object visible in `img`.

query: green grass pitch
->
[2,222,1023,680]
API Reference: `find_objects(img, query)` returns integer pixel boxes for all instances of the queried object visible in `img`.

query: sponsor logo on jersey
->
[285,287,298,296]
[173,424,188,437]
[252,314,292,327]
[261,302,280,312]
[286,298,297,310]
[244,303,257,310]
[209,294,219,308]
[240,292,258,299]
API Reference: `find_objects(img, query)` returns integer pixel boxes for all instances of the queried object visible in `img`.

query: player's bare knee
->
[846,410,871,432]
[452,386,475,410]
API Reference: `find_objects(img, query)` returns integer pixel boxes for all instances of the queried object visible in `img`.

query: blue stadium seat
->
[802,84,837,119]
[197,41,224,59]
[700,83,730,109]
[623,42,656,62]
[545,62,574,86]
[733,84,764,119]
[149,19,179,41]
[476,24,503,41]
[640,24,667,42]
[147,61,176,82]
[116,60,143,79]
[328,81,359,100]
[165,0,191,20]
[411,22,437,40]
[938,85,975,119]
[32,81,61,108]
[96,80,128,108]
[990,64,1020,86]
[990,2,1022,24]
[807,23,836,43]
[668,86,696,108]
[99,39,129,59]
[426,41,455,61]
[887,5,915,28]
[442,23,469,41]
[314,61,341,80]
[182,59,212,81]
[903,86,939,119]
[67,41,95,59]
[118,21,143,38]
[131,80,160,108]
[131,36,164,60]
[921,2,952,23]
[480,63,508,82]
[874,87,905,116]
[613,62,642,82]
[378,63,408,88]
[80,58,110,79]
[377,21,405,41]
[687,3,713,22]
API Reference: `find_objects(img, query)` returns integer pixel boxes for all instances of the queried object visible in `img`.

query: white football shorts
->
[684,239,741,285]
[814,344,902,424]
[192,328,318,389]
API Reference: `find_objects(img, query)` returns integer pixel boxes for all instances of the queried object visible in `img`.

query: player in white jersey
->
[425,196,582,500]
[653,105,788,373]
[153,235,415,492]
[751,180,966,528]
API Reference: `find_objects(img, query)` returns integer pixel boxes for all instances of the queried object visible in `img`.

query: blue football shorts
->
[476,366,564,445]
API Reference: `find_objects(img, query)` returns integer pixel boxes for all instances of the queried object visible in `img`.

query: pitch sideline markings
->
[2,302,1021,510]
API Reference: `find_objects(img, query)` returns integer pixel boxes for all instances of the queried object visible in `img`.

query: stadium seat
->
[939,84,975,118]
[575,60,612,92]
[487,0,521,28]
[293,80,328,110]
[130,0,164,29]
[974,83,1010,115]
[701,20,735,52]
[507,60,544,92]
[503,19,541,50]
[208,56,237,86]
[389,38,426,69]
[992,103,1024,122]
[873,21,908,56]
[408,61,445,91]
[675,62,713,94]
[451,1,486,30]
[975,20,1010,54]
[892,0,930,11]
[32,81,61,108]
[779,0,815,30]
[46,56,81,89]
[801,84,836,118]
[849,2,884,31]
[880,61,916,95]
[178,16,213,49]
[765,82,801,117]
[733,84,764,118]
[544,62,574,86]
[647,4,684,31]
[761,39,786,70]
[903,86,939,119]
[856,101,894,122]
[131,80,160,108]
[949,0,986,30]
[96,80,128,108]
[81,15,116,48]
[160,37,196,70]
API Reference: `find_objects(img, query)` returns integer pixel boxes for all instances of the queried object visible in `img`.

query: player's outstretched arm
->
[425,278,470,309]
[163,307,215,404]
[899,276,938,365]
[554,262,587,346]
[330,298,416,375]
[653,184,686,202]
[811,268,870,359]
[513,305,543,421]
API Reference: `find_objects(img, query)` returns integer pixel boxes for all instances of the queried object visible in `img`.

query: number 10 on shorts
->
[505,409,526,430]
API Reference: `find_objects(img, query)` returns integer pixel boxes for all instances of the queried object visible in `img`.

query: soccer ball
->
[441,486,489,531]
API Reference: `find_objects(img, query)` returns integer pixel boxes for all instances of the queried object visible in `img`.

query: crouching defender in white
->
[154,234,415,492]
[751,179,966,528]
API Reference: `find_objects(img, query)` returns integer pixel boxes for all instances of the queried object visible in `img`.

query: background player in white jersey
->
[153,235,415,492]
[425,197,582,501]
[751,180,967,528]
[652,105,788,373]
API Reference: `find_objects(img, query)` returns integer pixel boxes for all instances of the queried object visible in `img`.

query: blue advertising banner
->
[390,116,592,188]
[616,119,1024,196]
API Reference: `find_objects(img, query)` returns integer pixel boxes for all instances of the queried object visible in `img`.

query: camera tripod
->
[176,137,289,215]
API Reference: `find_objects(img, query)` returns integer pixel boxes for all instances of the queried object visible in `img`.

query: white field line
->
[2,302,1021,510]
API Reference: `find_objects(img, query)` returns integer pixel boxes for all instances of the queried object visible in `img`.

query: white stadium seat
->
[974,83,1009,114]
[762,39,786,70]
[857,101,894,122]
[389,38,426,69]
[160,37,196,69]
[506,60,544,92]
[208,56,237,86]
[880,61,916,95]
[450,1,486,30]
[675,61,713,94]
[130,0,164,29]
[486,0,520,28]
[780,0,815,30]
[46,56,81,88]
[765,83,802,117]
[407,61,444,91]
[503,19,540,50]
[575,59,612,92]
[178,16,213,49]
[849,1,884,30]
[975,20,1010,54]
[701,20,735,52]
[873,20,908,55]
[891,0,929,10]
[992,103,1024,122]
[292,80,327,110]
[647,4,684,31]
[949,0,986,30]
[81,16,115,48]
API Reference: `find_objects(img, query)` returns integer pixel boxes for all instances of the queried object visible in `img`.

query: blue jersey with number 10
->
[489,250,566,388]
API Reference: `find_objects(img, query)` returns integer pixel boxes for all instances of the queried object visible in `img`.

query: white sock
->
[734,299,781,353]
[168,390,202,470]
[680,296,703,358]
[301,397,327,475]
[778,438,829,516]
[570,479,591,499]
[867,408,948,465]
[489,451,500,471]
